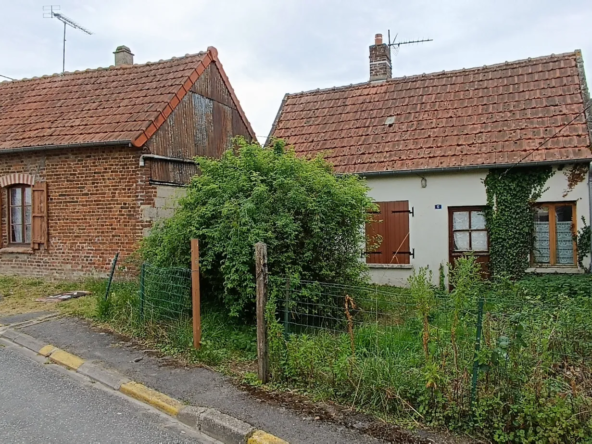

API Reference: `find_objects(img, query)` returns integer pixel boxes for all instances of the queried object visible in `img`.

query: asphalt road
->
[0,343,211,444]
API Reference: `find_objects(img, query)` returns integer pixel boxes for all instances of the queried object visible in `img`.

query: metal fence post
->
[471,297,485,409]
[284,275,290,339]
[104,252,119,301]
[139,262,146,321]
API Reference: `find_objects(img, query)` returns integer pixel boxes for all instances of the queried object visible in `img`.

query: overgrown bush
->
[141,138,374,316]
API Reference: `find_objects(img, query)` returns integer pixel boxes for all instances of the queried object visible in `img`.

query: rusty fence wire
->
[271,277,592,420]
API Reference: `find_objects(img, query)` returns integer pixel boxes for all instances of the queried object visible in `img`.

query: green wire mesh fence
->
[139,263,192,325]
[271,277,592,420]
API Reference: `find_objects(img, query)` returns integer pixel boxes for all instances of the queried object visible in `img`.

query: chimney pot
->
[114,45,134,66]
[375,34,383,45]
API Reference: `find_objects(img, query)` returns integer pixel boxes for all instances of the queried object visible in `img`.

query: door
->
[448,207,490,277]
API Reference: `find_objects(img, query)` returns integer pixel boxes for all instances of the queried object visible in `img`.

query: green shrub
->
[141,138,374,317]
[518,273,592,300]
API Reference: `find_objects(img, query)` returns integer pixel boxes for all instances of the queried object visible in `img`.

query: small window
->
[533,203,576,266]
[451,209,488,252]
[9,185,32,245]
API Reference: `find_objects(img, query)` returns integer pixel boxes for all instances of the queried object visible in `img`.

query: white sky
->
[1,1,591,143]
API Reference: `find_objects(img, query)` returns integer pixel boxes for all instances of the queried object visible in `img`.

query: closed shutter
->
[365,201,410,264]
[366,203,387,264]
[31,182,48,250]
[0,188,2,248]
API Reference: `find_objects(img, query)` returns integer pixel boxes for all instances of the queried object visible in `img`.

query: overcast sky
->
[2,1,591,142]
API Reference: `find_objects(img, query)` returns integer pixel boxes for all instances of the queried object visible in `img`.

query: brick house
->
[0,46,254,277]
[269,34,592,285]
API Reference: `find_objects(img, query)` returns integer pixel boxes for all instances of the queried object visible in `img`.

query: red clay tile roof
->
[269,51,592,174]
[0,47,255,151]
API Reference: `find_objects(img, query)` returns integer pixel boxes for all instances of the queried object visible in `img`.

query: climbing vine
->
[483,167,554,279]
[574,216,591,271]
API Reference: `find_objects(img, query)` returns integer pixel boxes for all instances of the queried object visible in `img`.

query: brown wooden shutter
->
[0,188,3,248]
[388,201,410,264]
[365,201,410,264]
[31,182,48,250]
[365,202,387,264]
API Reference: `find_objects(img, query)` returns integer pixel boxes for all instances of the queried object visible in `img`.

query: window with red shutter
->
[365,201,412,264]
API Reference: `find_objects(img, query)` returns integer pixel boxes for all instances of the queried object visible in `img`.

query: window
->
[450,209,488,252]
[9,185,32,244]
[533,203,576,266]
[365,201,411,264]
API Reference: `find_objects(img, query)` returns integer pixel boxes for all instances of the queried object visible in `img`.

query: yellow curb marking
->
[50,349,85,370]
[38,344,56,357]
[248,430,289,444]
[120,382,183,416]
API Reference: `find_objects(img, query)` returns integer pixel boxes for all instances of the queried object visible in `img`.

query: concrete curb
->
[0,327,289,444]
[120,381,183,416]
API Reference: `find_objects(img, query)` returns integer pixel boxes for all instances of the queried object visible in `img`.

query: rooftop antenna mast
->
[387,30,432,56]
[43,5,92,74]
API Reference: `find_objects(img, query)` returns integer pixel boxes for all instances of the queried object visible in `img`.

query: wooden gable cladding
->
[146,63,253,184]
[149,159,198,185]
[31,182,48,250]
[191,63,235,109]
[365,201,410,264]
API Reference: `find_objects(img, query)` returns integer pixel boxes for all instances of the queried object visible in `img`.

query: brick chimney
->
[369,34,391,82]
[114,46,134,66]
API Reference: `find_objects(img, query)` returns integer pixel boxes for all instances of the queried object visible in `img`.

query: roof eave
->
[265,93,289,147]
[0,140,133,155]
[356,158,592,178]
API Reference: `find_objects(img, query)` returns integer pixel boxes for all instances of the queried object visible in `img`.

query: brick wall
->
[369,42,392,81]
[0,145,155,278]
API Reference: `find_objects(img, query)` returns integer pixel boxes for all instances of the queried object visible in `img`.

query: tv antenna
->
[387,30,432,56]
[43,5,92,74]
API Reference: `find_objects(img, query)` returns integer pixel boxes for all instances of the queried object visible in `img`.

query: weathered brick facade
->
[0,146,155,278]
[0,48,255,279]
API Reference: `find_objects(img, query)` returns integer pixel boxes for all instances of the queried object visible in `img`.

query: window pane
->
[471,211,486,230]
[11,224,22,243]
[454,232,470,251]
[534,206,549,222]
[25,224,31,244]
[453,212,469,230]
[533,213,550,264]
[555,205,573,223]
[24,187,31,205]
[25,205,32,225]
[11,206,22,224]
[10,187,21,206]
[471,231,488,251]
[555,206,574,265]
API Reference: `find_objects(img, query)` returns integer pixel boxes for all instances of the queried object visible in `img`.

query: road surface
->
[0,342,211,443]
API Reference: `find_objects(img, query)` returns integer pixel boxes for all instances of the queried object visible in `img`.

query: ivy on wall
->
[483,166,554,279]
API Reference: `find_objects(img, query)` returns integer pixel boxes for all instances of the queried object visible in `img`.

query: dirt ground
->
[0,275,96,319]
[239,384,479,444]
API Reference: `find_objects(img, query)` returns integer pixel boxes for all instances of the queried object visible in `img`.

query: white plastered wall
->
[365,164,590,286]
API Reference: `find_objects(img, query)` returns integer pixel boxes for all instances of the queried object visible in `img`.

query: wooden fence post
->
[191,239,201,350]
[255,242,269,383]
